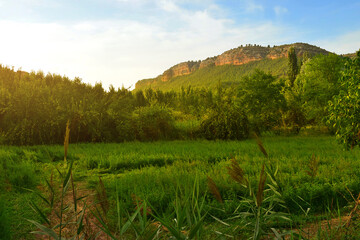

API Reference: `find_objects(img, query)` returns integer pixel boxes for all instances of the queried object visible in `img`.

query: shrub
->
[200,104,249,140]
[132,105,176,141]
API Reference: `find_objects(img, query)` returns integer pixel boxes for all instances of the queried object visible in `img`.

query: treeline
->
[0,50,352,145]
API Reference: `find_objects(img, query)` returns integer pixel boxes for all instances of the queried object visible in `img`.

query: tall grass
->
[4,136,360,238]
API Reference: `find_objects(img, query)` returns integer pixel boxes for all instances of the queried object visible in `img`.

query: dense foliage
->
[327,51,360,149]
[0,49,356,145]
[238,70,285,133]
[295,53,345,125]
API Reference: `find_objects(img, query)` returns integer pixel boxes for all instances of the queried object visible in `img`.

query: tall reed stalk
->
[64,120,70,163]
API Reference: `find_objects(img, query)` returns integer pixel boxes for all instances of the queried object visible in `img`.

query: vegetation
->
[327,51,360,149]
[295,53,345,125]
[136,58,289,91]
[287,47,299,86]
[1,45,360,239]
[0,49,351,145]
[1,136,360,239]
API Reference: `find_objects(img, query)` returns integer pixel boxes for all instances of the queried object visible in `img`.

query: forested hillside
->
[135,43,329,91]
[1,46,357,146]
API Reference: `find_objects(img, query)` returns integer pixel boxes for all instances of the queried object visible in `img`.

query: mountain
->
[135,43,330,91]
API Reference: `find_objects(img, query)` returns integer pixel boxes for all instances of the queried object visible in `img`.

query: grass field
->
[1,136,360,239]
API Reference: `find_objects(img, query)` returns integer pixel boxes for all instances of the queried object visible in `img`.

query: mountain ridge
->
[135,42,330,90]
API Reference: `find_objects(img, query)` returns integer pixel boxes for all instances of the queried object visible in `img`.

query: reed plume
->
[227,158,248,186]
[207,176,223,203]
[96,176,109,215]
[254,134,268,158]
[64,120,70,162]
[256,163,267,207]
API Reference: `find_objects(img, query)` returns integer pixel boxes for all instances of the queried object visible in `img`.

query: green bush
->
[200,105,249,140]
[132,105,177,141]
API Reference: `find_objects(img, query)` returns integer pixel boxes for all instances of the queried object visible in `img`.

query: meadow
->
[1,135,360,239]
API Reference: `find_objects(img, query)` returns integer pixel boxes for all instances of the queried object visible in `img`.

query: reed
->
[64,120,70,162]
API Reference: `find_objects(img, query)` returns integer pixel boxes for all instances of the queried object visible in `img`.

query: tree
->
[327,50,360,149]
[237,70,285,134]
[295,53,344,124]
[287,47,299,87]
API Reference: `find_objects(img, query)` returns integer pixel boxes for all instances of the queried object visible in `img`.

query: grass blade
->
[29,200,50,225]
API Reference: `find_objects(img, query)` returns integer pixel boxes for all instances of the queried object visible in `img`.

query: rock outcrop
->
[161,61,200,82]
[136,43,330,88]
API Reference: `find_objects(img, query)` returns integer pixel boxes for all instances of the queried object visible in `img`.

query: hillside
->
[135,42,330,91]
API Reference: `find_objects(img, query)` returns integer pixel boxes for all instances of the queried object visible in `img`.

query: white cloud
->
[0,2,295,90]
[158,0,180,12]
[244,1,264,13]
[274,6,288,16]
[316,30,360,54]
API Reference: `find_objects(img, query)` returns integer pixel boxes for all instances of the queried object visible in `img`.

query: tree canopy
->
[327,51,360,149]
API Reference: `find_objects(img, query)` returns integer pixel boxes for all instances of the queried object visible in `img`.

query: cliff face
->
[161,61,200,82]
[136,43,330,88]
[212,43,328,67]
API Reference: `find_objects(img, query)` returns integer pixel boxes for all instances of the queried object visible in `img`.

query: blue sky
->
[0,0,359,89]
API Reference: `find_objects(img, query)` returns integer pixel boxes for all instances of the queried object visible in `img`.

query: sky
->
[0,0,359,90]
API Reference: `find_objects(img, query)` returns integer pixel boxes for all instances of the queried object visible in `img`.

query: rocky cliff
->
[136,42,330,88]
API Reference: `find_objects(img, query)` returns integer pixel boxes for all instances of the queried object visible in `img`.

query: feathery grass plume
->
[254,133,268,158]
[64,120,70,162]
[207,176,223,203]
[256,163,267,207]
[96,176,109,215]
[227,158,248,186]
[306,154,319,177]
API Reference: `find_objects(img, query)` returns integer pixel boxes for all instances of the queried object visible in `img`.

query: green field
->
[1,136,360,239]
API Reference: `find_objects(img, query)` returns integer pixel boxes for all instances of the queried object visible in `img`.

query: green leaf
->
[63,159,74,191]
[153,215,186,240]
[188,213,207,239]
[29,200,50,225]
[27,219,59,240]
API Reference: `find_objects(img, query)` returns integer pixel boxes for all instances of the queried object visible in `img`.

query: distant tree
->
[302,51,310,62]
[134,90,147,107]
[327,50,360,149]
[287,47,299,86]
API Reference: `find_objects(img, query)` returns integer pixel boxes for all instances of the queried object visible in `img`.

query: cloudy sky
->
[0,0,359,89]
